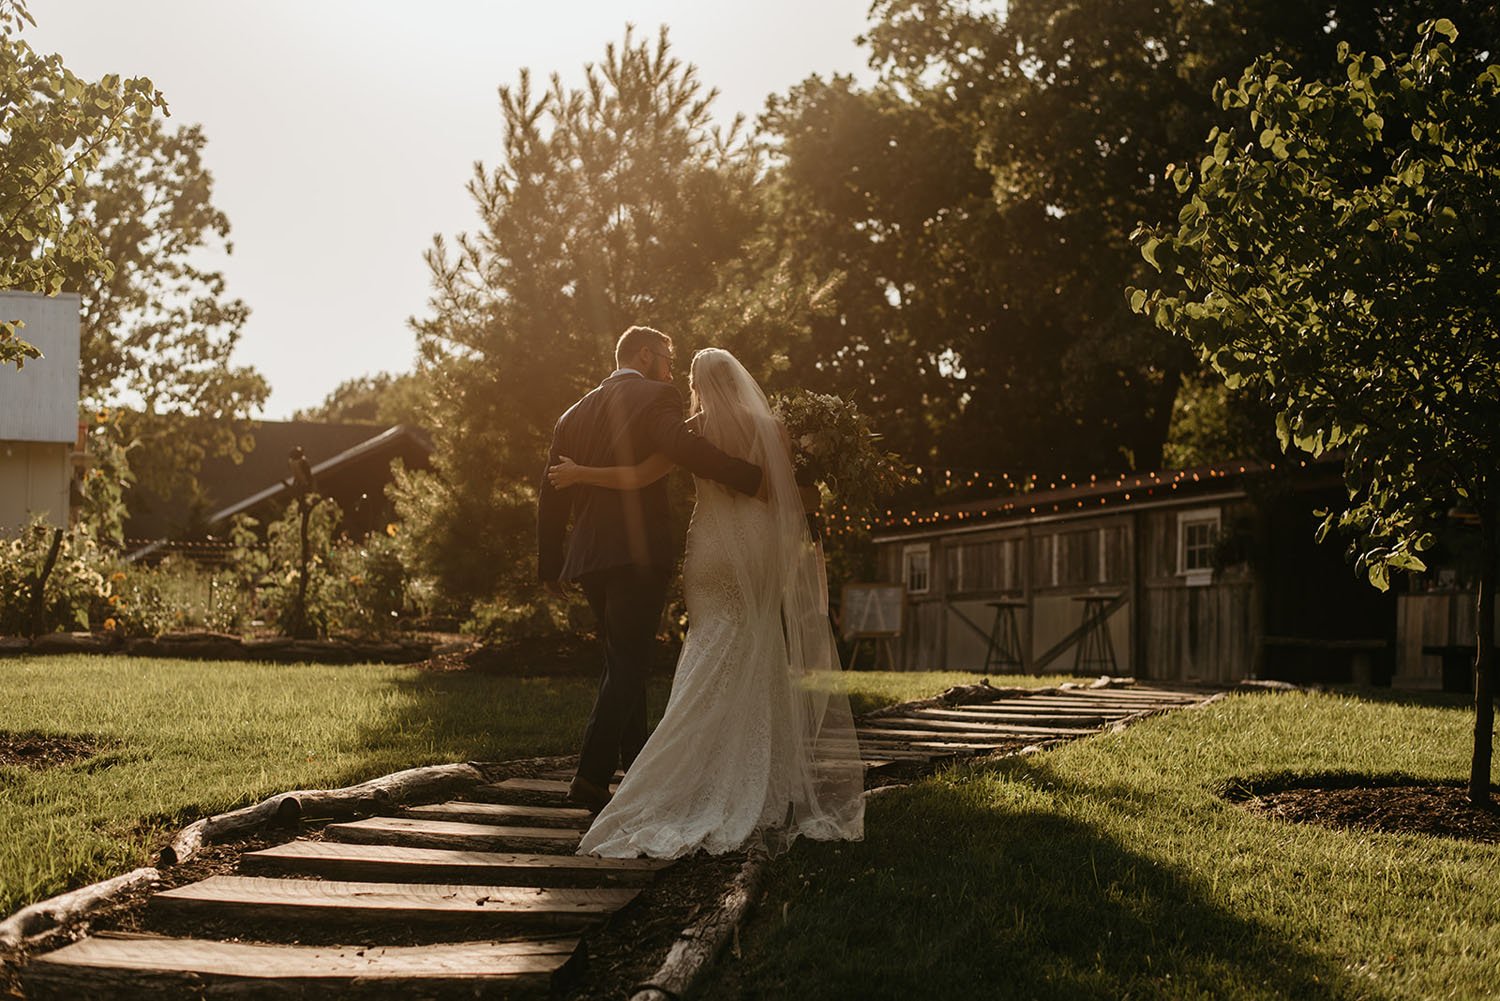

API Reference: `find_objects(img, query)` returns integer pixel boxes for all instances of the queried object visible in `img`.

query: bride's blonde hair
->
[688,348,767,460]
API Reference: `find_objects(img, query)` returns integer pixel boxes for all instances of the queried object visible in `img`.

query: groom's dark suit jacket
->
[537,371,762,583]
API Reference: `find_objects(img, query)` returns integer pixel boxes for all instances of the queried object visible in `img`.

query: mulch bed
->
[417,634,683,678]
[0,732,103,771]
[1229,777,1500,843]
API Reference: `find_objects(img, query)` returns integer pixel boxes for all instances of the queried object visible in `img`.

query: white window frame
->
[903,543,932,596]
[1177,508,1221,587]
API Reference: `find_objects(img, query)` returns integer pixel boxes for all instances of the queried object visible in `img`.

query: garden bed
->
[1224,773,1500,843]
[0,732,105,771]
[0,630,470,665]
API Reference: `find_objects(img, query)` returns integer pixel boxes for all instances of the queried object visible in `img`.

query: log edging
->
[0,867,160,950]
[160,761,487,866]
[0,760,486,951]
[628,846,771,1001]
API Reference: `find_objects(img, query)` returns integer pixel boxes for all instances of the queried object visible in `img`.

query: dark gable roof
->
[125,420,432,545]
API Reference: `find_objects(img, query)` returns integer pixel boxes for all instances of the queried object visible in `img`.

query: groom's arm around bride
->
[536,328,761,591]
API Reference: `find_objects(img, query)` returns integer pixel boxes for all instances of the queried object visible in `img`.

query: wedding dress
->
[576,349,865,859]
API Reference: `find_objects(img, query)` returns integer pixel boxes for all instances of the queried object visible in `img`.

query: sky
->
[26,1,877,419]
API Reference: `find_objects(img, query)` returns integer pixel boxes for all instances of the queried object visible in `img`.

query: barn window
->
[903,544,931,595]
[1177,509,1220,585]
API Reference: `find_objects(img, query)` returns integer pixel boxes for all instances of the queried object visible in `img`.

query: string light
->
[860,459,1302,532]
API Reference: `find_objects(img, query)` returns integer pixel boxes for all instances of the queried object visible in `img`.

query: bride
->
[546,347,864,859]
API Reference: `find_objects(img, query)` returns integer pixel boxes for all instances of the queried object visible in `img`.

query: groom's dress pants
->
[577,564,671,788]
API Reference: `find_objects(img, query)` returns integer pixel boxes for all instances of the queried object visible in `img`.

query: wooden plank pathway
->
[21,771,649,998]
[18,683,1208,998]
[854,683,1208,769]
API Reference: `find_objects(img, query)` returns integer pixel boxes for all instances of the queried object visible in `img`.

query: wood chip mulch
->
[1235,782,1500,843]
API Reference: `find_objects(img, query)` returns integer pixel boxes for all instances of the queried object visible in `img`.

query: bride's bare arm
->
[548,453,674,490]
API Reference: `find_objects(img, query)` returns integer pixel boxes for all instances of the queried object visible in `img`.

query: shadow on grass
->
[345,664,676,774]
[728,756,1387,1001]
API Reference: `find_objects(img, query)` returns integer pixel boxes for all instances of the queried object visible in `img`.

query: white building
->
[0,291,83,533]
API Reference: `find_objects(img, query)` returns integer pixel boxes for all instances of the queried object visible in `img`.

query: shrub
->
[0,519,111,635]
[261,500,424,638]
[107,557,250,637]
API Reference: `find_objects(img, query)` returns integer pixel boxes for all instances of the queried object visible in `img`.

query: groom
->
[537,326,763,812]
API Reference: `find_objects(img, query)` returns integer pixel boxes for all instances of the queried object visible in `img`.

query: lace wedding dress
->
[577,350,865,859]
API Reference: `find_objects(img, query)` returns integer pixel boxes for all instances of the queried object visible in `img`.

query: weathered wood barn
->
[869,461,1410,685]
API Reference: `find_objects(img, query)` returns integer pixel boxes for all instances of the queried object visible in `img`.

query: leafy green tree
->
[1160,368,1280,469]
[45,113,268,508]
[403,27,825,606]
[789,0,1500,475]
[1133,20,1500,802]
[0,0,165,366]
[1,1,261,538]
[762,75,1039,473]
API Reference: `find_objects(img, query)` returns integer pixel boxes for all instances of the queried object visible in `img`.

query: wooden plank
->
[1010,693,1192,705]
[879,710,1108,729]
[326,817,580,852]
[857,746,956,761]
[1051,688,1201,701]
[150,876,635,931]
[23,931,579,998]
[980,698,1167,712]
[402,801,592,829]
[241,841,665,887]
[868,712,1099,736]
[855,726,1021,743]
[474,778,617,802]
[896,710,1112,731]
[856,737,996,751]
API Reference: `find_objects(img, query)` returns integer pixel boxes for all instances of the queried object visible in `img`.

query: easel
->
[846,634,897,671]
[839,583,905,671]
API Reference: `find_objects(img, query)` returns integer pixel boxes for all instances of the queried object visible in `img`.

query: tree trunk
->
[26,527,64,638]
[1469,499,1496,805]
[294,496,313,639]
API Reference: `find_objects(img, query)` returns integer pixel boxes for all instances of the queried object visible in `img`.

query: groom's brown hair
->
[616,326,671,368]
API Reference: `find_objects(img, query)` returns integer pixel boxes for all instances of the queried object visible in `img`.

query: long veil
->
[691,348,865,846]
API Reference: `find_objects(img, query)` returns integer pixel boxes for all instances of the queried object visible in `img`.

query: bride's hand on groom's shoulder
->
[549,456,583,487]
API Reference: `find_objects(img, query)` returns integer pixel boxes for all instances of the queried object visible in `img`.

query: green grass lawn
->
[0,655,1037,916]
[721,689,1500,1000]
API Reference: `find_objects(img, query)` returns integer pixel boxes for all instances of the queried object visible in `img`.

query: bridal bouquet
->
[770,390,906,519]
